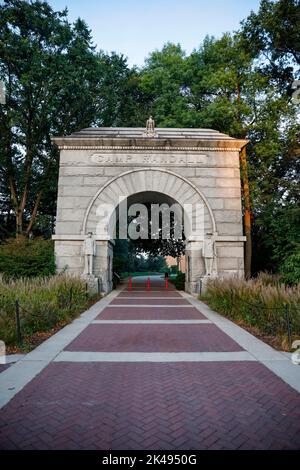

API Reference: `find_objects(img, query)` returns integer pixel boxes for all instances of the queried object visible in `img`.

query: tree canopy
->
[0,0,299,277]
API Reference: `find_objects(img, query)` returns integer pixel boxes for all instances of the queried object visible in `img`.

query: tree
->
[94,53,149,127]
[146,255,167,272]
[241,0,300,67]
[125,200,186,260]
[140,43,197,127]
[0,1,99,235]
[240,0,299,274]
[140,28,299,277]
[113,238,135,273]
[1,0,298,281]
[188,34,258,277]
[0,0,141,237]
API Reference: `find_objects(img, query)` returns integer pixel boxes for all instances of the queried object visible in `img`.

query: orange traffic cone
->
[147,277,151,291]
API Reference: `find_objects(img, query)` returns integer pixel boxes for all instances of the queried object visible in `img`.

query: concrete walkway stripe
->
[54,351,255,362]
[1,354,25,364]
[91,319,212,324]
[262,360,300,394]
[0,361,47,409]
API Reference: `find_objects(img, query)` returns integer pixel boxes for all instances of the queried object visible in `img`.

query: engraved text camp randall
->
[89,153,207,166]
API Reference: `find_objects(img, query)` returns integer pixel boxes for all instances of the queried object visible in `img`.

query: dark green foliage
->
[124,252,167,274]
[146,256,167,272]
[0,0,299,280]
[0,0,144,237]
[140,43,194,127]
[138,6,299,276]
[252,203,300,274]
[279,251,300,285]
[0,237,55,278]
[241,0,300,67]
[113,239,130,274]
[170,265,179,274]
[113,238,168,274]
[174,271,185,290]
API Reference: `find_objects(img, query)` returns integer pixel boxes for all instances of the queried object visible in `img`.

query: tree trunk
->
[240,146,252,279]
[26,190,42,235]
[12,146,35,237]
[15,209,23,236]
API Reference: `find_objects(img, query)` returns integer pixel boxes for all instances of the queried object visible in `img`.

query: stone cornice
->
[51,138,248,152]
[52,235,246,242]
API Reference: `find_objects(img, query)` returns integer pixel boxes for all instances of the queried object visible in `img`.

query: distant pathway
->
[0,276,300,450]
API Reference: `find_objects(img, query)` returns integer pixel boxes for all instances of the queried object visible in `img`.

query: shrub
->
[0,274,91,346]
[170,265,179,274]
[279,251,300,286]
[0,237,55,279]
[174,271,185,290]
[201,276,300,348]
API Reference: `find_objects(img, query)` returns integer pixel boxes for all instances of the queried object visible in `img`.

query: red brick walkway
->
[97,306,206,320]
[65,324,243,352]
[111,298,190,305]
[1,362,300,450]
[1,276,300,450]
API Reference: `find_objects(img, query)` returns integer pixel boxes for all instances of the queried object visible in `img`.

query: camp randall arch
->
[52,121,248,294]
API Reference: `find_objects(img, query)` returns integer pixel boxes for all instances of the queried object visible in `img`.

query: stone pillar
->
[185,240,205,294]
[53,237,114,295]
[93,239,114,294]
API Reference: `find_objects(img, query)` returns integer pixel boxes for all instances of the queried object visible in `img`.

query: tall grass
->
[0,274,92,346]
[201,274,300,349]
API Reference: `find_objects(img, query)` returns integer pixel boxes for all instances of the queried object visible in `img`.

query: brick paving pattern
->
[1,362,300,450]
[120,285,176,291]
[118,291,182,297]
[97,306,206,320]
[65,323,243,352]
[111,298,190,305]
[1,277,300,450]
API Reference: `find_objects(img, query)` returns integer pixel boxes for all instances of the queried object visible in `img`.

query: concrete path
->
[0,276,300,450]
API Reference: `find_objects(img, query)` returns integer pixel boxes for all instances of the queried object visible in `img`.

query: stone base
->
[187,274,218,296]
[80,274,102,295]
[199,274,218,295]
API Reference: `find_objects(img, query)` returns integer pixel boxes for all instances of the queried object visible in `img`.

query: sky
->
[49,0,261,67]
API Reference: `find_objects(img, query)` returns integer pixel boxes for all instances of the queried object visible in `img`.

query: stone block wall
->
[52,128,247,293]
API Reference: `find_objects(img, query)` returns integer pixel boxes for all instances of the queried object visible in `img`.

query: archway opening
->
[112,191,186,288]
[83,168,216,293]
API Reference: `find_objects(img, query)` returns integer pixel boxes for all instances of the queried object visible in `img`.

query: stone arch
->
[82,168,216,237]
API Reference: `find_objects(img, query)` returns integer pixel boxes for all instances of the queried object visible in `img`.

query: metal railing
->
[13,280,102,348]
[236,297,296,348]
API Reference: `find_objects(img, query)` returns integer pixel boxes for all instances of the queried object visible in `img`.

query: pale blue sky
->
[49,0,261,67]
